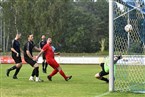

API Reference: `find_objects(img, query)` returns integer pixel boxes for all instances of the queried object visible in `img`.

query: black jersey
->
[11,39,21,56]
[24,41,35,58]
[39,40,47,49]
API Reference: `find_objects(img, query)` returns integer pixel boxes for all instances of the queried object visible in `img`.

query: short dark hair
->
[28,33,33,38]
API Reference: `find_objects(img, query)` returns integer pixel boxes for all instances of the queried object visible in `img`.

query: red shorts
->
[46,58,60,69]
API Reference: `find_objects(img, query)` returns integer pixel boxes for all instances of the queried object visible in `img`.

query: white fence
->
[37,56,145,65]
[38,56,105,64]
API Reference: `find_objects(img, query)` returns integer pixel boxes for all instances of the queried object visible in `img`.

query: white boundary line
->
[95,92,110,97]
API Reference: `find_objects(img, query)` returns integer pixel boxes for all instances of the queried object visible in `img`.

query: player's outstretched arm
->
[54,52,60,55]
[36,50,44,61]
[34,46,41,51]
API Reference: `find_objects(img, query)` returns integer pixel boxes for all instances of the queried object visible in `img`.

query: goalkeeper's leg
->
[95,72,109,83]
[95,63,109,83]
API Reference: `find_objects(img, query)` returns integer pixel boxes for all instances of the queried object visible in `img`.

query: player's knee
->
[19,64,22,68]
[35,67,39,69]
[57,66,62,71]
[95,73,101,79]
[34,63,39,68]
[16,63,22,68]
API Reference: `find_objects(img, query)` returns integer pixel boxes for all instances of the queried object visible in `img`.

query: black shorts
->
[12,55,22,64]
[42,53,46,60]
[99,63,109,77]
[24,57,37,67]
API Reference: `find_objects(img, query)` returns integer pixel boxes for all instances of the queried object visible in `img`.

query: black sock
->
[31,69,35,77]
[9,66,17,71]
[42,62,45,70]
[100,77,109,82]
[13,67,21,77]
[44,62,48,70]
[35,67,39,77]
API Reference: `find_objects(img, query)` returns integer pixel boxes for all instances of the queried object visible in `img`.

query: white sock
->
[29,76,34,80]
[35,77,39,81]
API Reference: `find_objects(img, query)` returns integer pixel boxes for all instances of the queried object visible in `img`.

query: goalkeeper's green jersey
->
[104,57,117,73]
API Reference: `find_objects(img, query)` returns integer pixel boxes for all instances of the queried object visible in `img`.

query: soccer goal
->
[109,0,145,93]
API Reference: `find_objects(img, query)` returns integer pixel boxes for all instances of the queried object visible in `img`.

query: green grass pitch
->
[1,64,144,97]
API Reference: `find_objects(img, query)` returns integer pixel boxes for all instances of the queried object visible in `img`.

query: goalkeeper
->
[95,55,122,83]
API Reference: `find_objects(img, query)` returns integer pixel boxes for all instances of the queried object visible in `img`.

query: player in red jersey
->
[36,38,72,81]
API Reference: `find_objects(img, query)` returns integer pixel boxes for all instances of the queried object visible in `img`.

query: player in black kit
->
[6,33,22,79]
[39,35,47,73]
[24,34,43,82]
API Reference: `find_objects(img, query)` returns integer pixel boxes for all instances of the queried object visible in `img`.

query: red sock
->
[59,70,67,79]
[49,69,58,77]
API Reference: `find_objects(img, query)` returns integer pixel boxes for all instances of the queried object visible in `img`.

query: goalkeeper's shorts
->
[99,63,109,77]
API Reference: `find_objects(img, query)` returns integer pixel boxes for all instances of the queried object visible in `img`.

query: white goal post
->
[109,0,114,92]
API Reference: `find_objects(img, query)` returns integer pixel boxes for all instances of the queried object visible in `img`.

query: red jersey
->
[42,44,54,59]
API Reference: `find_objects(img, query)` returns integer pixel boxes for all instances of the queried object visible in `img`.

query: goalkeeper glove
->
[117,55,122,59]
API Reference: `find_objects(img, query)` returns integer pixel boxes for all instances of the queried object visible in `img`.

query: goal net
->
[113,0,145,93]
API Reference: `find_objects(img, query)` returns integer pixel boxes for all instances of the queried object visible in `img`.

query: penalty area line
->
[95,92,110,97]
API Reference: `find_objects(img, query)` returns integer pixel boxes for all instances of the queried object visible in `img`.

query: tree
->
[1,0,109,53]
